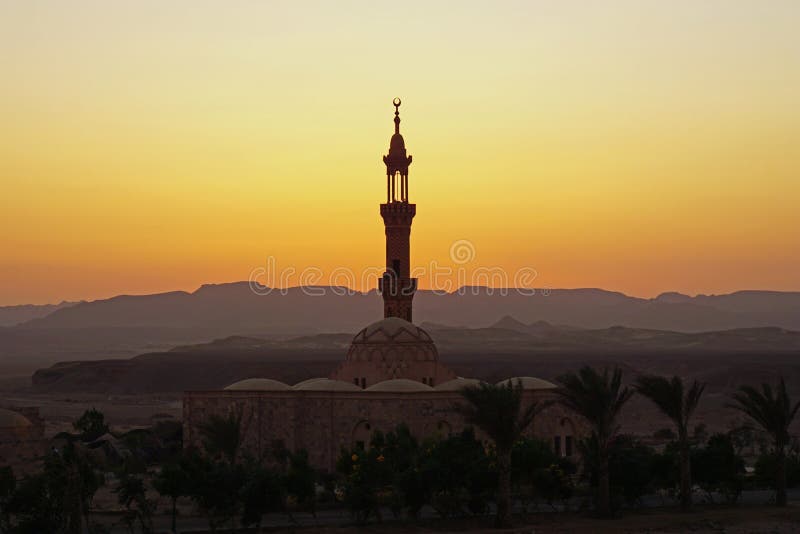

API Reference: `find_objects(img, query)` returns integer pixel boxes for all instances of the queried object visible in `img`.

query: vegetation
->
[728,378,800,506]
[73,407,109,442]
[336,425,554,525]
[1,373,799,531]
[555,366,634,517]
[692,433,745,504]
[511,437,574,512]
[635,374,705,510]
[457,380,541,527]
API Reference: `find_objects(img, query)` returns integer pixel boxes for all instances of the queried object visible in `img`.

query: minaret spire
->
[382,97,413,203]
[394,97,401,134]
[379,98,417,322]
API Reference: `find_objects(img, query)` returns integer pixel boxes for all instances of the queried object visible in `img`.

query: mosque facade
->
[183,100,582,472]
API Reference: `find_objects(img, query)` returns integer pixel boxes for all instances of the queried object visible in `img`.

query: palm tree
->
[556,366,634,518]
[728,378,800,506]
[458,380,540,528]
[635,375,705,510]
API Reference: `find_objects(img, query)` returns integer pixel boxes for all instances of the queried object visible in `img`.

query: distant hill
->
[29,323,800,394]
[0,301,76,327]
[17,283,800,333]
[3,284,798,372]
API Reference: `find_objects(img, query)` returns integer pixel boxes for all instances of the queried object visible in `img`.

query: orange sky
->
[1,1,798,305]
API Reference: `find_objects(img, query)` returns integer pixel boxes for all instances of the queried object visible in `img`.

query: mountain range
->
[2,283,798,372]
[8,283,800,333]
[29,320,800,394]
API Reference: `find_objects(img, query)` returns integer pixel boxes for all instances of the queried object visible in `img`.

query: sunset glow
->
[2,1,798,305]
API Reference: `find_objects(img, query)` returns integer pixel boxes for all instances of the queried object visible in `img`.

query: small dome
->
[434,377,485,391]
[224,378,290,391]
[293,377,326,388]
[497,377,558,391]
[366,378,434,393]
[0,408,31,428]
[293,379,362,392]
[353,317,434,344]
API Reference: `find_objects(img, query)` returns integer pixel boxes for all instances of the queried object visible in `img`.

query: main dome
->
[353,317,434,345]
[345,317,438,363]
[328,317,456,387]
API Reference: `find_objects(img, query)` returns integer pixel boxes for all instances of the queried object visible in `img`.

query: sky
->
[1,0,798,305]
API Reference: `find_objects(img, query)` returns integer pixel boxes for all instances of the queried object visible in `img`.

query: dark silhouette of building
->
[183,99,581,472]
[380,98,417,322]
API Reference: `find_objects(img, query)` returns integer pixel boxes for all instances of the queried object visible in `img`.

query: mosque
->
[183,100,581,471]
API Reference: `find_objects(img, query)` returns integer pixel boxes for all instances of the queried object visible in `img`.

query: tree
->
[728,378,800,506]
[606,435,657,508]
[239,460,283,532]
[281,449,318,521]
[635,374,705,510]
[336,435,396,523]
[0,466,15,532]
[115,474,155,534]
[692,433,744,504]
[336,425,425,520]
[512,438,573,511]
[754,439,800,491]
[7,445,101,534]
[418,428,494,519]
[187,455,245,532]
[556,366,634,518]
[73,408,109,442]
[197,411,243,464]
[153,455,195,533]
[458,380,540,528]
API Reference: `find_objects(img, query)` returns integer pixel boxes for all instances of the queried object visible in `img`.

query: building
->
[183,100,582,472]
[0,406,46,474]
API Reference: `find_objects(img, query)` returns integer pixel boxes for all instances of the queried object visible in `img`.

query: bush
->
[692,433,745,504]
[653,427,676,440]
[73,408,109,442]
[754,449,800,489]
[581,434,658,512]
[421,428,495,517]
[336,426,495,522]
[512,437,574,510]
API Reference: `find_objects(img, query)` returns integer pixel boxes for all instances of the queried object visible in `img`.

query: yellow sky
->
[1,1,798,305]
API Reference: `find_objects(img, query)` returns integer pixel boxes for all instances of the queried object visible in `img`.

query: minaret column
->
[379,98,416,321]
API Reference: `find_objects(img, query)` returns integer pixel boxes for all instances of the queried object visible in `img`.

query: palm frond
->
[728,378,798,448]
[555,366,633,446]
[458,379,537,451]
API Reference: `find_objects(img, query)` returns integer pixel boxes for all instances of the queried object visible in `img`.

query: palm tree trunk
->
[679,442,692,510]
[597,450,611,518]
[775,447,787,507]
[495,450,512,528]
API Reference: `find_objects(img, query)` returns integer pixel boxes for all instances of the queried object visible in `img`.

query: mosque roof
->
[293,378,362,392]
[496,376,558,390]
[434,377,485,391]
[365,378,435,393]
[224,378,290,391]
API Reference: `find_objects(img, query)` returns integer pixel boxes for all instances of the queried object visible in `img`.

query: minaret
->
[379,98,416,322]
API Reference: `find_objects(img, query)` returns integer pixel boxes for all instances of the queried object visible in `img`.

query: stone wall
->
[183,389,584,473]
